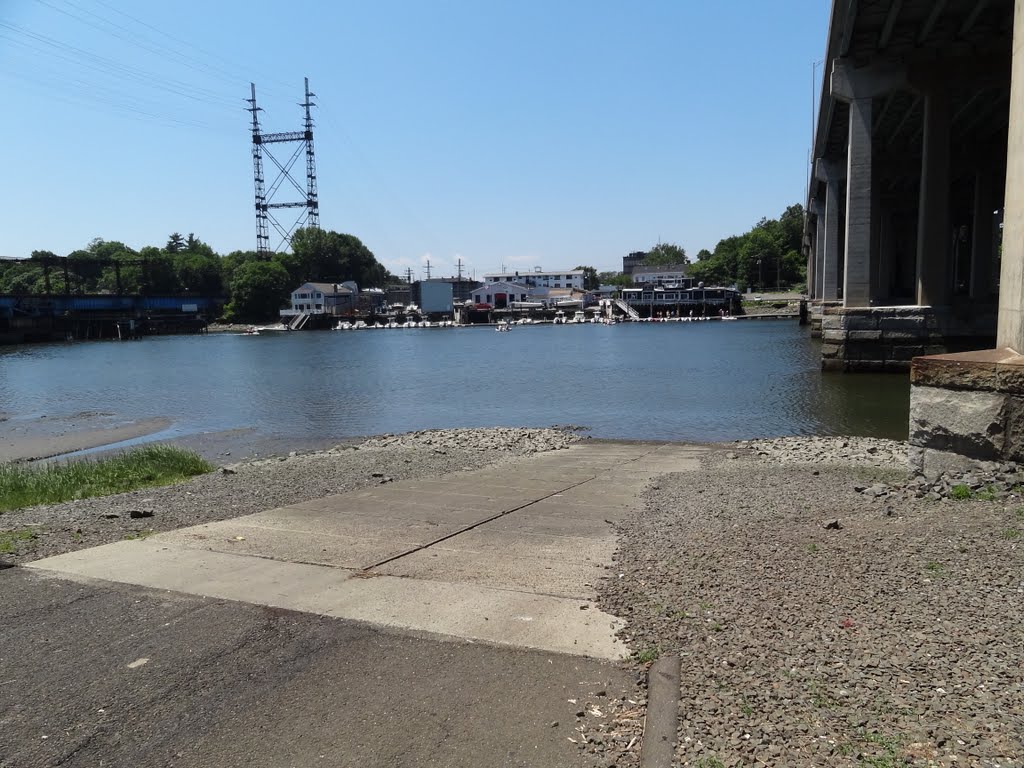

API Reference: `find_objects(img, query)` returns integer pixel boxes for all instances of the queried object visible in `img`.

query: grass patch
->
[1004,527,1021,540]
[695,758,726,768]
[0,528,37,554]
[950,484,972,500]
[633,646,661,664]
[0,445,212,513]
[975,485,999,501]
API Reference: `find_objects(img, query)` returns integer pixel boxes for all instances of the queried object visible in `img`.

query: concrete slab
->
[26,441,708,661]
[27,545,626,659]
[374,545,612,599]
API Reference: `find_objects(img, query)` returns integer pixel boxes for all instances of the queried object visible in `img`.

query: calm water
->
[0,322,910,442]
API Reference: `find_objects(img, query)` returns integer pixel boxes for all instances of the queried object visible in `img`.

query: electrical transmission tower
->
[246,78,320,254]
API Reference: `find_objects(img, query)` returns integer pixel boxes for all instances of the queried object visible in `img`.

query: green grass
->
[975,485,999,501]
[633,647,661,664]
[0,445,213,513]
[950,484,972,500]
[0,528,37,554]
[1004,527,1021,540]
[695,758,726,768]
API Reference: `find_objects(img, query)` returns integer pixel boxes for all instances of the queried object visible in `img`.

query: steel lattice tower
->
[247,79,321,254]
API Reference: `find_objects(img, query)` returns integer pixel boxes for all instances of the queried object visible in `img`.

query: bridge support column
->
[916,87,952,307]
[844,96,873,307]
[815,159,843,301]
[809,199,824,301]
[971,168,996,301]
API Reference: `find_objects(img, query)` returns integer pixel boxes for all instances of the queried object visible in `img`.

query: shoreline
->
[0,416,173,463]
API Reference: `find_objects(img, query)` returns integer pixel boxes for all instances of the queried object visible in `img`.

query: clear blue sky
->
[0,0,830,278]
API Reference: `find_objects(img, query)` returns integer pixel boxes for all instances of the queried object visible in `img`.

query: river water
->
[0,321,910,443]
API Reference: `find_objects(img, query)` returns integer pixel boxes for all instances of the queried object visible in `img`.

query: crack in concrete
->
[360,446,664,573]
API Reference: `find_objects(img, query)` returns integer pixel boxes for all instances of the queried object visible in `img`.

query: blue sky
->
[0,0,830,277]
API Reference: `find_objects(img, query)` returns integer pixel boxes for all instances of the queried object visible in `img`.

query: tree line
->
[578,204,806,291]
[0,228,397,322]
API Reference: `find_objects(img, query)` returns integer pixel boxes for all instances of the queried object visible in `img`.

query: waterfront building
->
[621,285,739,315]
[482,269,584,290]
[283,282,355,316]
[631,264,692,287]
[470,282,537,308]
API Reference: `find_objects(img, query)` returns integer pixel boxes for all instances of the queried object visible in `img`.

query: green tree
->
[644,243,689,266]
[284,228,390,288]
[598,271,634,287]
[165,233,186,254]
[695,248,713,261]
[225,260,291,321]
[574,265,599,290]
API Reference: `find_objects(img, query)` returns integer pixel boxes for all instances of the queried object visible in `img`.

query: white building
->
[469,282,537,308]
[281,281,356,317]
[482,269,584,290]
[631,264,691,287]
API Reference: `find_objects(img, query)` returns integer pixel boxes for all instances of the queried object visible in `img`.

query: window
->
[486,295,492,303]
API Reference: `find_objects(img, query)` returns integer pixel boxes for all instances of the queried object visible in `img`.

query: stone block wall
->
[909,348,1024,473]
[820,305,996,372]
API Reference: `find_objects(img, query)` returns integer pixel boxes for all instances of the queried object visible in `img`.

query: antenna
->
[456,257,464,281]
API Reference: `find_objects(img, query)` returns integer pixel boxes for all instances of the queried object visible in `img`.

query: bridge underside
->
[809,0,1024,468]
[806,0,1013,371]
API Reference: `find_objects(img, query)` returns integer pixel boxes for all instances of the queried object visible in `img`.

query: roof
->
[297,282,354,295]
[471,281,531,292]
[631,264,689,276]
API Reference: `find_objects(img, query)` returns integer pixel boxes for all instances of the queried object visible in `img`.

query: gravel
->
[597,438,1024,767]
[0,427,579,565]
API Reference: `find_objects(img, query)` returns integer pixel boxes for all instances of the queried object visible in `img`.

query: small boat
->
[353,320,368,330]
[552,310,566,325]
[334,321,352,331]
[243,326,260,336]
[495,320,512,332]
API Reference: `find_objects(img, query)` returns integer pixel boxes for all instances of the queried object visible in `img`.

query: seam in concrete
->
[362,474,600,570]
[640,655,681,768]
[362,446,663,572]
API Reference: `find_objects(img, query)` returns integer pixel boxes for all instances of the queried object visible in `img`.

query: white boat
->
[333,321,352,331]
[552,310,566,325]
[353,320,368,330]
[509,301,544,310]
[570,311,586,324]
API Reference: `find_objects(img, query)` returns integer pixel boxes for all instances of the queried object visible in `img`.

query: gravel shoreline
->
[597,436,1024,768]
[0,427,579,566]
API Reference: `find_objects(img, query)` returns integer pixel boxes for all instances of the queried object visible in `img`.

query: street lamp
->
[757,258,764,293]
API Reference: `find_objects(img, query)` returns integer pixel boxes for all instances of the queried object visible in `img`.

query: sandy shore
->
[0,415,173,463]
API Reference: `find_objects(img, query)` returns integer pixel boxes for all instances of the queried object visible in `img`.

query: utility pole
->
[424,258,432,279]
[404,267,413,284]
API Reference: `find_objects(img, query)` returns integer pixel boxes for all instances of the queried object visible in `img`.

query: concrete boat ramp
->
[27,441,704,660]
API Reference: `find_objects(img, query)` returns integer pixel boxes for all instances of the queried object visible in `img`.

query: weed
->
[1016,507,1024,519]
[925,561,944,573]
[710,622,724,632]
[695,758,726,768]
[739,695,753,716]
[950,484,972,500]
[123,529,155,541]
[0,445,212,512]
[0,528,37,554]
[857,729,903,767]
[699,601,714,611]
[1004,528,1021,540]
[633,647,661,664]
[807,543,819,553]
[976,485,999,501]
